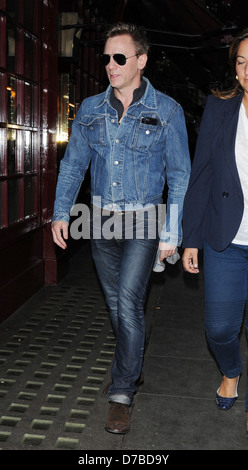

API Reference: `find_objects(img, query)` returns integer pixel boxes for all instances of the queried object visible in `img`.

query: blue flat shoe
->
[215,377,239,410]
[215,393,238,410]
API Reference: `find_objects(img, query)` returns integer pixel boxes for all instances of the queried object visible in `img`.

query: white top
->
[233,103,248,244]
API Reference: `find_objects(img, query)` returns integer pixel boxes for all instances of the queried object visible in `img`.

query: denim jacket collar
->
[94,77,158,111]
[110,78,147,121]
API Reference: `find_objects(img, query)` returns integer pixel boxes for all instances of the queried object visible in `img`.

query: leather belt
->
[91,205,157,217]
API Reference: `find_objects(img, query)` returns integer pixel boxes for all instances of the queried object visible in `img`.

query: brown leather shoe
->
[105,402,130,434]
[103,372,144,394]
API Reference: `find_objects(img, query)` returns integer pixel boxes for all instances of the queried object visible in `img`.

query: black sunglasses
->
[101,53,138,66]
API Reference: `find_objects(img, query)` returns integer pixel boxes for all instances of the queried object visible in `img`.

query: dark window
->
[1,5,39,228]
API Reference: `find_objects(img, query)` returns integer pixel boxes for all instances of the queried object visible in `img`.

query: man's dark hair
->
[104,22,149,56]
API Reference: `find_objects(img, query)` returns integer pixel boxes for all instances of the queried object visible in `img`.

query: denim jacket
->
[52,77,191,245]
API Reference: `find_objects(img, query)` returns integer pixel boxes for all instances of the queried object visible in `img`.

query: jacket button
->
[222,192,229,198]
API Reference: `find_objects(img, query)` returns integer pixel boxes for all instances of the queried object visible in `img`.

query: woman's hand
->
[159,242,177,261]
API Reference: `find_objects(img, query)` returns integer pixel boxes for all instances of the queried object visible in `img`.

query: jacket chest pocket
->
[132,115,162,151]
[79,116,106,148]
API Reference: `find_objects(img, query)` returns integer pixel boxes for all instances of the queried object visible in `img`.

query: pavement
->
[0,241,247,458]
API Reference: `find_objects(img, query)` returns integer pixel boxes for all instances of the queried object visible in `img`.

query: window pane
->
[24,0,34,31]
[0,182,3,228]
[24,175,35,217]
[6,0,19,20]
[8,179,20,224]
[24,82,33,127]
[57,75,76,142]
[7,128,16,174]
[24,33,34,80]
[7,76,17,124]
[0,73,6,122]
[7,24,16,73]
[24,131,33,173]
[0,128,6,176]
[69,81,76,135]
[0,15,6,69]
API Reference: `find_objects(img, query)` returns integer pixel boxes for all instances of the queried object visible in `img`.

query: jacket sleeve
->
[52,102,91,224]
[160,103,191,246]
[182,95,215,248]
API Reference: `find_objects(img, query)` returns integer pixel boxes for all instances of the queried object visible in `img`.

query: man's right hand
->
[51,221,69,249]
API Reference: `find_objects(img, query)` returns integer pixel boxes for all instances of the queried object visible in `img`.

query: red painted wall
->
[0,0,58,322]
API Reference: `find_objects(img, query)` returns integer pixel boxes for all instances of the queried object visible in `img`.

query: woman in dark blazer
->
[182,28,248,436]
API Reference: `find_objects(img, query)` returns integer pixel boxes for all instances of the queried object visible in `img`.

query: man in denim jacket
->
[52,23,191,434]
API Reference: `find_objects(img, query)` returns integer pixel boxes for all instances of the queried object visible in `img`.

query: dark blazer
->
[183,92,244,251]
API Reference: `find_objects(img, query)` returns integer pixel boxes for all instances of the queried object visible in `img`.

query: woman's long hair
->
[213,28,248,99]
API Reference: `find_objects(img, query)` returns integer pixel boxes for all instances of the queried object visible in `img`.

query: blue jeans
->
[204,241,248,409]
[90,207,159,405]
